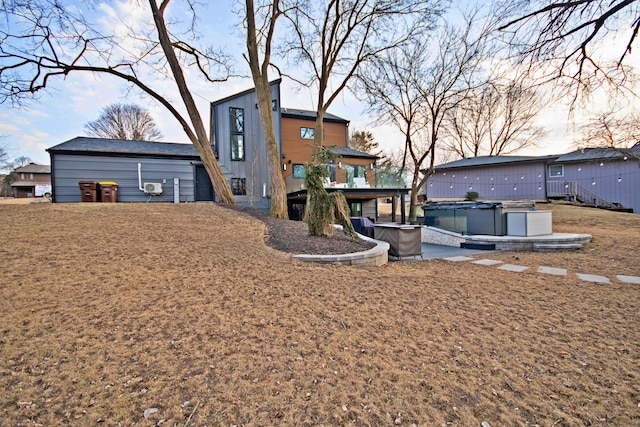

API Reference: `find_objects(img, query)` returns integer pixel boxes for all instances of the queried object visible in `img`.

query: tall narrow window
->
[230,107,244,161]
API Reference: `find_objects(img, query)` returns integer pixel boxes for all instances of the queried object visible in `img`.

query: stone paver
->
[616,275,640,284]
[498,264,530,273]
[472,259,503,266]
[538,266,567,276]
[443,256,475,262]
[576,273,611,284]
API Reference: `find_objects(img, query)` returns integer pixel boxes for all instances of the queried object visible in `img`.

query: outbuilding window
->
[548,165,564,177]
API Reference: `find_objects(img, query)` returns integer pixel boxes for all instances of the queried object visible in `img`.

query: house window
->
[355,165,366,178]
[350,202,362,217]
[300,127,314,140]
[549,165,564,177]
[254,100,278,111]
[230,107,245,161]
[292,164,306,178]
[231,178,246,195]
[231,135,244,161]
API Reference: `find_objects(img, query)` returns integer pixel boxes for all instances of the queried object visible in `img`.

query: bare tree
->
[244,0,289,219]
[359,12,495,221]
[443,78,547,158]
[577,108,640,148]
[281,0,441,233]
[500,0,640,100]
[0,0,236,203]
[84,103,164,141]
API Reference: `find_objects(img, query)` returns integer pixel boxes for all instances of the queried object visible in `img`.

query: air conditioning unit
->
[144,182,163,194]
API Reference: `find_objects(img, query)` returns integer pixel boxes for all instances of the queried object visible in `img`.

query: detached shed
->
[47,137,214,203]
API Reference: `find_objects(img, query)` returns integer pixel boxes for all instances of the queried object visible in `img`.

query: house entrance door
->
[195,165,215,201]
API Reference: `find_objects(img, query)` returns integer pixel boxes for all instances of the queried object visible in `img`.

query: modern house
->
[210,80,408,220]
[10,163,51,198]
[425,145,640,213]
[48,79,410,220]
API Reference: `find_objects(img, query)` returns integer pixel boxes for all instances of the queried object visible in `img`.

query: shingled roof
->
[47,137,200,158]
[434,155,557,170]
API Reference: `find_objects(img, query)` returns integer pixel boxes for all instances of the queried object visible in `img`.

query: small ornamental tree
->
[303,149,358,239]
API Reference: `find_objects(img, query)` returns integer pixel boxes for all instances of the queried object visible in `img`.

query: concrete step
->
[533,243,584,251]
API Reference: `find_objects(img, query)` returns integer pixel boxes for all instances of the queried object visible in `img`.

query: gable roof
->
[435,155,557,170]
[211,79,282,106]
[47,137,200,158]
[14,163,51,174]
[281,108,349,124]
[554,146,640,162]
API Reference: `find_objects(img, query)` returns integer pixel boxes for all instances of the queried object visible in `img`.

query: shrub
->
[465,191,479,201]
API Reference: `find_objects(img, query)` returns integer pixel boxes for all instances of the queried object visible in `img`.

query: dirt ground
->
[0,200,639,426]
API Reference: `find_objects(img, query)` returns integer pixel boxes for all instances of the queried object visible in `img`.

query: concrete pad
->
[576,273,611,284]
[616,275,640,284]
[538,266,567,276]
[498,264,530,273]
[443,256,475,262]
[472,259,503,266]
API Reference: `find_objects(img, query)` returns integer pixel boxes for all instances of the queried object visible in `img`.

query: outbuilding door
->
[195,165,215,201]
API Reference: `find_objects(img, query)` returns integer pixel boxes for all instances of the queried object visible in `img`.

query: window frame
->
[292,164,306,179]
[231,178,247,195]
[230,107,245,161]
[300,127,315,140]
[548,165,564,178]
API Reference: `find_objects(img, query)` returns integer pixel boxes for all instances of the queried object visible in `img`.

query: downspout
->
[138,163,144,191]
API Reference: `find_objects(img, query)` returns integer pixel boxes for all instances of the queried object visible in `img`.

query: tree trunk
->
[149,0,235,204]
[245,0,289,218]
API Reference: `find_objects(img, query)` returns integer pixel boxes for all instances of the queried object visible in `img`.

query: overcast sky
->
[0,0,636,171]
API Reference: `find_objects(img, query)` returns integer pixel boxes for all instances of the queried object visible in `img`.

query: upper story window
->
[355,165,365,178]
[300,127,314,140]
[292,164,306,179]
[230,107,245,161]
[549,165,564,177]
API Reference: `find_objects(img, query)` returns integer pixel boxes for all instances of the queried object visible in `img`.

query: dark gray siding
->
[427,162,548,201]
[51,154,196,203]
[211,82,282,210]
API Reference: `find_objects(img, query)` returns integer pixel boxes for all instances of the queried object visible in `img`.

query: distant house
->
[425,146,640,213]
[10,163,51,198]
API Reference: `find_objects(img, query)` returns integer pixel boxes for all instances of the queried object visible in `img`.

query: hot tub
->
[422,201,537,236]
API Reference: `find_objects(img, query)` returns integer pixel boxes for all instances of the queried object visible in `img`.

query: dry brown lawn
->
[1,201,639,426]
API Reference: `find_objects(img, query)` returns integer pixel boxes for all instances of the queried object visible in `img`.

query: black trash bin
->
[79,180,99,202]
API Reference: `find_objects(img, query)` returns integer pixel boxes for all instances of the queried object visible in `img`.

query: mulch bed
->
[220,204,377,255]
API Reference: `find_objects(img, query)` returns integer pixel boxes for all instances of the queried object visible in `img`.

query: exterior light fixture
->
[618,175,622,182]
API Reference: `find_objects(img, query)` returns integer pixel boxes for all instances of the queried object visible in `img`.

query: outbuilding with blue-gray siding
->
[47,137,211,203]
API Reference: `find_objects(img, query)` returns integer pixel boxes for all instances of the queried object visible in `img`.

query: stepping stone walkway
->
[498,264,529,273]
[443,256,476,262]
[538,266,567,276]
[576,273,611,284]
[472,259,503,266]
[442,255,639,284]
[617,275,640,284]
